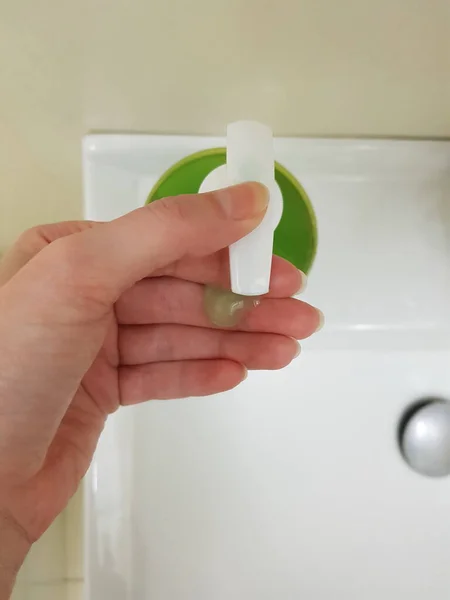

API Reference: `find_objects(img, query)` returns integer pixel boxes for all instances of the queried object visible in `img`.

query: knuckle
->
[45,237,85,281]
[14,226,44,253]
[150,196,188,224]
[41,237,110,314]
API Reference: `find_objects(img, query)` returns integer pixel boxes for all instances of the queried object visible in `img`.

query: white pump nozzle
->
[199,121,283,296]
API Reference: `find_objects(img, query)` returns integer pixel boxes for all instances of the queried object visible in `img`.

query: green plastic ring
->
[146,148,317,274]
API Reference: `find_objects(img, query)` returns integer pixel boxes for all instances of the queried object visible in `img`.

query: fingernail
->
[216,182,269,220]
[242,366,249,380]
[316,309,325,331]
[294,341,301,358]
[296,270,308,294]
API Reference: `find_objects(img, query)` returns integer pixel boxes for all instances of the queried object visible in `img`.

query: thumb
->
[106,181,268,275]
[34,182,268,304]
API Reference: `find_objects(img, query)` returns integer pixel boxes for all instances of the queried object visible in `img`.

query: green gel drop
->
[204,286,260,328]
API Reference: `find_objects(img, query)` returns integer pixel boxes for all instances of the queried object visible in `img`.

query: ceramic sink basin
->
[83,134,450,600]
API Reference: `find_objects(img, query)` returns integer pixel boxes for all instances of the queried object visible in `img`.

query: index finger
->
[153,251,305,298]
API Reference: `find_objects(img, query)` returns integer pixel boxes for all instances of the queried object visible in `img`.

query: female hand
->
[0,183,321,595]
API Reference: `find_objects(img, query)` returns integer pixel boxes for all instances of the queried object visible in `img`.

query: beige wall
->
[1,0,450,252]
[2,0,450,597]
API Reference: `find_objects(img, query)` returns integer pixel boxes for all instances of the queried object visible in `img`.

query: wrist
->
[0,509,31,598]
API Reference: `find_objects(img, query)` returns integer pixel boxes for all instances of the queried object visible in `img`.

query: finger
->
[119,324,300,370]
[154,251,305,298]
[116,278,320,339]
[0,221,96,285]
[22,183,269,309]
[119,359,246,403]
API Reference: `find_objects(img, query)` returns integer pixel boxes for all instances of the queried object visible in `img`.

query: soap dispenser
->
[146,121,317,293]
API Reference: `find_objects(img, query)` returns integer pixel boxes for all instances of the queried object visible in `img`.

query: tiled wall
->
[11,488,83,600]
[65,488,84,593]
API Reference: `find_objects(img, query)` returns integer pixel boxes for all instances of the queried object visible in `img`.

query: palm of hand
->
[0,222,318,544]
[6,312,118,540]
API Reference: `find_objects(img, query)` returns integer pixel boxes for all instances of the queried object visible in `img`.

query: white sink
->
[83,134,450,599]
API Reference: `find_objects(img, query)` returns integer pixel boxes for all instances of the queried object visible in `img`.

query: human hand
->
[0,183,321,594]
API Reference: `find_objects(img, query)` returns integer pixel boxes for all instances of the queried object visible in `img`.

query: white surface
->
[83,134,450,599]
[227,121,282,296]
[199,121,282,296]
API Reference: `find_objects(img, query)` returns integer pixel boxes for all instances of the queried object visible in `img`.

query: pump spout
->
[199,121,283,296]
